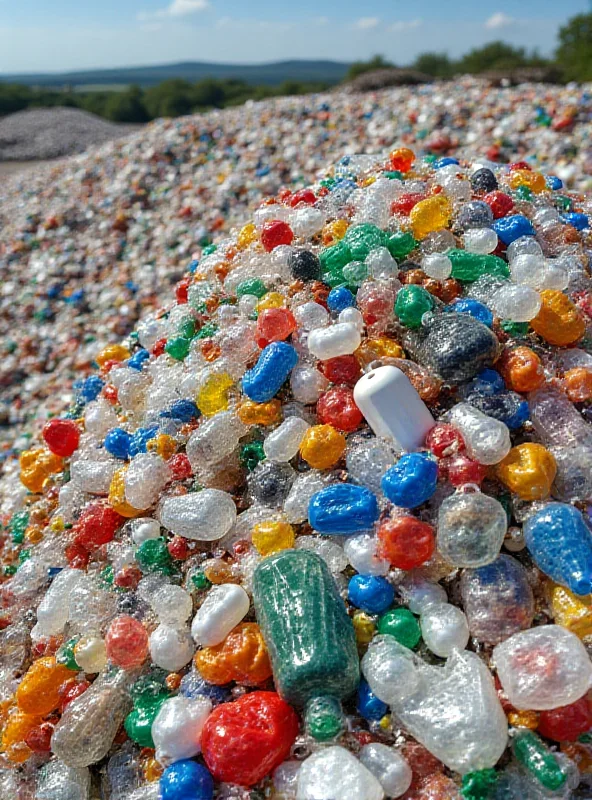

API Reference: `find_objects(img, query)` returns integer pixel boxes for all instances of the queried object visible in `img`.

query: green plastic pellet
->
[236,278,267,298]
[165,336,191,361]
[395,284,434,328]
[136,537,174,575]
[377,608,421,649]
[512,730,567,791]
[195,322,219,340]
[461,769,498,799]
[386,231,417,260]
[448,250,510,282]
[305,696,344,741]
[240,441,265,472]
[319,241,353,275]
[501,320,529,337]
[344,223,387,261]
[253,549,360,706]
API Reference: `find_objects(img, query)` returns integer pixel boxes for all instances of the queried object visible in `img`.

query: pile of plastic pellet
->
[0,82,592,800]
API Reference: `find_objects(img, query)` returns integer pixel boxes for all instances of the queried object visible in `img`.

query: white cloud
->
[485,12,515,29]
[138,0,209,21]
[354,17,380,30]
[389,19,422,32]
[314,16,330,26]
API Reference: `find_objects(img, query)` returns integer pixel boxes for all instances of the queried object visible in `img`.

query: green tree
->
[346,55,394,81]
[144,79,194,118]
[104,86,149,123]
[413,52,454,78]
[192,78,226,109]
[556,13,592,82]
[458,41,531,73]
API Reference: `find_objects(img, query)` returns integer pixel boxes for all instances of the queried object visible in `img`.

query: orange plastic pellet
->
[496,443,557,501]
[563,368,592,403]
[498,346,545,393]
[19,448,63,494]
[194,622,272,685]
[531,290,586,346]
[237,398,282,426]
[299,424,346,469]
[1,708,41,763]
[16,656,74,716]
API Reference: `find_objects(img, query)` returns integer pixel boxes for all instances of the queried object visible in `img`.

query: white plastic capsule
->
[152,695,212,766]
[308,322,362,359]
[191,583,250,647]
[353,366,434,452]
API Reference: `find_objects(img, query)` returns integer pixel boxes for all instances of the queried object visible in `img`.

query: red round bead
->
[168,453,193,481]
[318,355,361,386]
[538,697,592,742]
[65,542,90,570]
[59,678,90,708]
[445,454,488,487]
[483,190,514,220]
[73,503,124,551]
[289,189,316,207]
[317,386,363,432]
[256,308,297,347]
[260,220,294,252]
[201,691,299,786]
[175,279,190,304]
[377,516,435,570]
[391,193,426,216]
[509,161,531,172]
[168,535,189,560]
[105,615,149,670]
[425,423,465,458]
[103,384,119,404]
[152,338,167,358]
[42,418,80,458]
[25,722,54,752]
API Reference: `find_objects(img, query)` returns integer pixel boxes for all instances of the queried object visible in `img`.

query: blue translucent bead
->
[446,298,493,328]
[242,342,298,403]
[188,259,199,274]
[467,390,529,430]
[348,574,394,614]
[492,215,536,245]
[128,425,159,457]
[357,679,388,721]
[524,503,592,596]
[104,428,131,460]
[309,484,379,534]
[78,375,104,403]
[160,760,214,800]
[381,453,438,508]
[434,157,460,169]
[466,368,506,396]
[327,286,355,312]
[127,349,150,370]
[161,399,199,423]
[546,175,563,190]
[179,672,230,704]
[562,212,589,231]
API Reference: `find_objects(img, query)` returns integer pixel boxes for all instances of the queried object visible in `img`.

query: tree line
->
[348,13,592,83]
[0,12,590,124]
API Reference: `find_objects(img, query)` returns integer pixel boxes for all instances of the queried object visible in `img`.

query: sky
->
[0,0,589,74]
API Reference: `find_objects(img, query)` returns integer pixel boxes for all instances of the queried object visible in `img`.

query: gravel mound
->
[343,68,433,93]
[0,107,137,161]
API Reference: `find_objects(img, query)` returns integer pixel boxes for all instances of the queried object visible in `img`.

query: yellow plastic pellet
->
[410,195,452,239]
[95,343,130,367]
[196,373,234,416]
[252,519,295,556]
[300,424,346,469]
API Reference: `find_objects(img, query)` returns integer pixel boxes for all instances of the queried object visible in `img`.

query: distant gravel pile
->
[0,107,137,161]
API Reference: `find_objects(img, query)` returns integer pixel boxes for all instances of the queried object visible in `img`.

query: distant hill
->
[0,60,351,88]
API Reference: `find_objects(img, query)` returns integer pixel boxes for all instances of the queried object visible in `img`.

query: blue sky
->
[0,0,589,73]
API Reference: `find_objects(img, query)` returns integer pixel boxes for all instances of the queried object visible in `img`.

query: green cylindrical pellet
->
[253,549,360,706]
